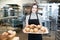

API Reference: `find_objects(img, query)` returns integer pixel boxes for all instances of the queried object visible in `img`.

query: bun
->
[37,25,42,29]
[41,27,46,32]
[26,25,30,28]
[25,28,30,32]
[30,29,33,32]
[29,24,35,28]
[33,28,38,32]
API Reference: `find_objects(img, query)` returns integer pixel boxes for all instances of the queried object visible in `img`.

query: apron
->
[28,13,42,40]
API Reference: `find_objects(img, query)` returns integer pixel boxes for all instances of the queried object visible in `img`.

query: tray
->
[23,27,49,34]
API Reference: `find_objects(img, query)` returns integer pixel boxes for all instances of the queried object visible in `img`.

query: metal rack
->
[55,30,60,40]
[55,5,60,40]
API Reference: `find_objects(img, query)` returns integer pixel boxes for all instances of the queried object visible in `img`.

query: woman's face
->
[32,5,38,13]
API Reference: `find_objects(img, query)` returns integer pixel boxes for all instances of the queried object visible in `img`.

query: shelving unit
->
[55,30,60,40]
[57,5,60,30]
[55,5,60,40]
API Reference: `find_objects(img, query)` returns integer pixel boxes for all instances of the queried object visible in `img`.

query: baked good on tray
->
[23,24,48,34]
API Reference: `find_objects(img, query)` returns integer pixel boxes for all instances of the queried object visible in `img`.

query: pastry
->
[41,27,46,32]
[30,29,33,32]
[36,25,42,29]
[25,28,30,32]
[33,28,38,32]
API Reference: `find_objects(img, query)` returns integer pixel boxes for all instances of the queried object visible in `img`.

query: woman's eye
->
[33,8,37,9]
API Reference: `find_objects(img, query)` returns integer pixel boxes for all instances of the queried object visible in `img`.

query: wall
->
[0,0,48,9]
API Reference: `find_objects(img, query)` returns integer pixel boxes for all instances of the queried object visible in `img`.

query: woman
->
[26,3,42,40]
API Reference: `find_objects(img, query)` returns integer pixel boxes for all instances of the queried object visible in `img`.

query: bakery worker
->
[26,3,42,40]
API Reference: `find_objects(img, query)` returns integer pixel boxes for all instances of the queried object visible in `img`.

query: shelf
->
[55,30,60,40]
[58,19,60,21]
[57,20,60,22]
[0,16,18,20]
[57,27,60,30]
[58,15,60,17]
[56,36,60,40]
[56,32,60,37]
[58,17,60,19]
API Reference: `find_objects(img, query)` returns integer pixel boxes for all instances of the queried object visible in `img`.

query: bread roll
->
[30,29,33,32]
[30,24,35,28]
[2,32,9,36]
[26,25,30,28]
[25,28,30,32]
[33,28,38,32]
[36,25,42,29]
[41,27,46,32]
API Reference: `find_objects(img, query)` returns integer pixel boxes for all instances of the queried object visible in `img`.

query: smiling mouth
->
[32,10,36,11]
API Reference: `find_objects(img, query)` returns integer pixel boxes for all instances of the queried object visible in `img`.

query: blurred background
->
[0,0,60,40]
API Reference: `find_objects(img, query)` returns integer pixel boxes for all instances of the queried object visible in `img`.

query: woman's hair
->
[31,3,38,9]
[30,3,38,14]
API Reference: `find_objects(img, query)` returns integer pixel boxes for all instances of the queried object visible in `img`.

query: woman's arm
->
[26,15,29,25]
[38,14,42,25]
